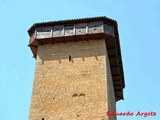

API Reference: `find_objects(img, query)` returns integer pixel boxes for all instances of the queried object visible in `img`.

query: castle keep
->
[27,16,125,120]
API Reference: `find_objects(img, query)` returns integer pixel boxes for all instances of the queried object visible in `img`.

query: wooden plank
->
[53,25,64,37]
[76,23,87,35]
[88,21,103,34]
[104,22,114,35]
[64,24,74,36]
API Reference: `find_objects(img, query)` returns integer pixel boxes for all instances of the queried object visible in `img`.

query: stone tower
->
[27,16,125,120]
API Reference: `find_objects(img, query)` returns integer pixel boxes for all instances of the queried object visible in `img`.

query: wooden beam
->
[107,46,116,50]
[114,84,122,87]
[112,74,120,76]
[115,89,122,92]
[36,39,44,45]
[111,65,118,67]
[108,55,117,58]
[28,45,38,48]
[115,95,124,100]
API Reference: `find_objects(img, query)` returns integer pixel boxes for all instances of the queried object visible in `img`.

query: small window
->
[42,118,44,120]
[69,55,71,62]
[72,94,78,97]
[79,93,85,97]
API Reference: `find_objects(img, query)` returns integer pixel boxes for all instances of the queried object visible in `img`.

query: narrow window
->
[69,55,71,62]
[42,118,44,120]
[72,94,78,97]
[79,93,85,97]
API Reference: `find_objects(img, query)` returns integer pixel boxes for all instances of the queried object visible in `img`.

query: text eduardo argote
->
[106,111,157,117]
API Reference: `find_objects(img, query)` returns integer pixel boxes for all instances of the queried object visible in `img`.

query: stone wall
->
[28,39,116,120]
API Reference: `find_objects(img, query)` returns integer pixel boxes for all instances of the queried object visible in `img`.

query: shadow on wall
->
[37,40,106,63]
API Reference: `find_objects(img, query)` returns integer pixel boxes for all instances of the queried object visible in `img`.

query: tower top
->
[27,16,125,101]
[28,16,117,35]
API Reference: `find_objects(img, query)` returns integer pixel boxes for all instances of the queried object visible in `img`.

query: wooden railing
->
[30,21,114,40]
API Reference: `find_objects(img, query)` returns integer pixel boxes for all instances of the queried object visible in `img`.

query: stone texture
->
[28,39,116,120]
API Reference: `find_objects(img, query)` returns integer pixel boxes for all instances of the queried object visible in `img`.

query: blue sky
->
[0,0,160,120]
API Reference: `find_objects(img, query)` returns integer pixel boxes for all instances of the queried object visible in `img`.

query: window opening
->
[69,55,71,62]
